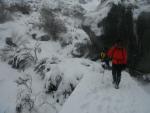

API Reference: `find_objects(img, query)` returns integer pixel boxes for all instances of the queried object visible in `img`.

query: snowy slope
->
[60,70,150,113]
[0,62,20,113]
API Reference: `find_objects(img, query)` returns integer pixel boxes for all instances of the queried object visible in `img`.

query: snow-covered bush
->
[9,0,31,14]
[5,37,17,47]
[8,50,34,71]
[0,45,15,61]
[59,35,73,47]
[0,45,34,71]
[45,67,63,93]
[16,74,34,113]
[40,7,67,40]
[35,58,83,104]
[71,5,85,18]
[71,41,90,58]
[0,34,37,71]
[0,0,31,23]
[0,3,12,23]
[44,65,81,104]
[62,5,85,19]
[34,57,61,79]
[34,58,50,79]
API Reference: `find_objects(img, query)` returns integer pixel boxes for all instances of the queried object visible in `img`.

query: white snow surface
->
[0,62,19,113]
[60,70,150,113]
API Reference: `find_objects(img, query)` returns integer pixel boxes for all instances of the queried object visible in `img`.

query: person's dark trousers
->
[112,64,122,86]
[105,59,110,68]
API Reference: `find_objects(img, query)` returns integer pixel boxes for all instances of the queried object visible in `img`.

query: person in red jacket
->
[107,39,127,89]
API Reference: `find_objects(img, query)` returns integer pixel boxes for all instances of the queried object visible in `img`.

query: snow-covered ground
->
[60,70,150,113]
[0,62,20,113]
[1,60,150,113]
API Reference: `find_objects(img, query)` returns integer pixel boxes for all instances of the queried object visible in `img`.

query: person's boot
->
[115,84,119,89]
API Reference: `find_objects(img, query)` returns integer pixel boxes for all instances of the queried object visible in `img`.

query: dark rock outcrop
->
[136,12,150,73]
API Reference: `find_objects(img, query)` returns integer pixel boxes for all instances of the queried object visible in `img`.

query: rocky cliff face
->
[82,0,150,74]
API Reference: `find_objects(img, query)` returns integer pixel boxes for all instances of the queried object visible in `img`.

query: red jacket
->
[107,45,127,65]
